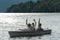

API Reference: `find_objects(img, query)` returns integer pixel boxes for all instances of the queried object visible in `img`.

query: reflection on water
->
[0,13,60,40]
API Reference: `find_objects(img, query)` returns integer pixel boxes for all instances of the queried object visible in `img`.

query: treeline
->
[7,0,60,12]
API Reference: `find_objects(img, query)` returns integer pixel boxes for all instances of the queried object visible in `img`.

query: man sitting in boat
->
[26,19,36,31]
[31,19,36,31]
[37,18,43,31]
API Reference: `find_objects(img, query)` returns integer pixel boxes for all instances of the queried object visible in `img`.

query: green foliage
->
[7,0,60,12]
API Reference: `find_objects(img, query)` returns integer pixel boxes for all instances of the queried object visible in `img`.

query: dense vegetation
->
[7,0,60,12]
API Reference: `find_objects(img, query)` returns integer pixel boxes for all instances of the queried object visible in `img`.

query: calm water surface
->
[0,13,60,40]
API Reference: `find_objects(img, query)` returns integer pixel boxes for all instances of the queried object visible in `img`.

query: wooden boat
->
[8,29,51,38]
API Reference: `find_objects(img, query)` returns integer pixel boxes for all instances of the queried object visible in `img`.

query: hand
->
[33,19,35,21]
[26,19,28,21]
[26,19,28,24]
[39,18,40,20]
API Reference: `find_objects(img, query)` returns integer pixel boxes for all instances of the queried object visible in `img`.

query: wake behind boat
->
[8,18,52,38]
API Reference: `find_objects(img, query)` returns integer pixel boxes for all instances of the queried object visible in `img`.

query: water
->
[0,13,60,40]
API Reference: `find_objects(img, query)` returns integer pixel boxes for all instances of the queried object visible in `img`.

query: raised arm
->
[38,18,40,24]
[33,19,36,26]
[26,19,28,25]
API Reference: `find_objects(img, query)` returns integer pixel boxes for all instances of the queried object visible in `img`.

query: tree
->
[6,0,60,12]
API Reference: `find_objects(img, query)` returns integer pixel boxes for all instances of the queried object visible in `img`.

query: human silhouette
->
[31,19,36,31]
[37,18,43,31]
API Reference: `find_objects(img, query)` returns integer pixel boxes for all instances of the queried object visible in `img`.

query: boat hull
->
[8,30,51,38]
